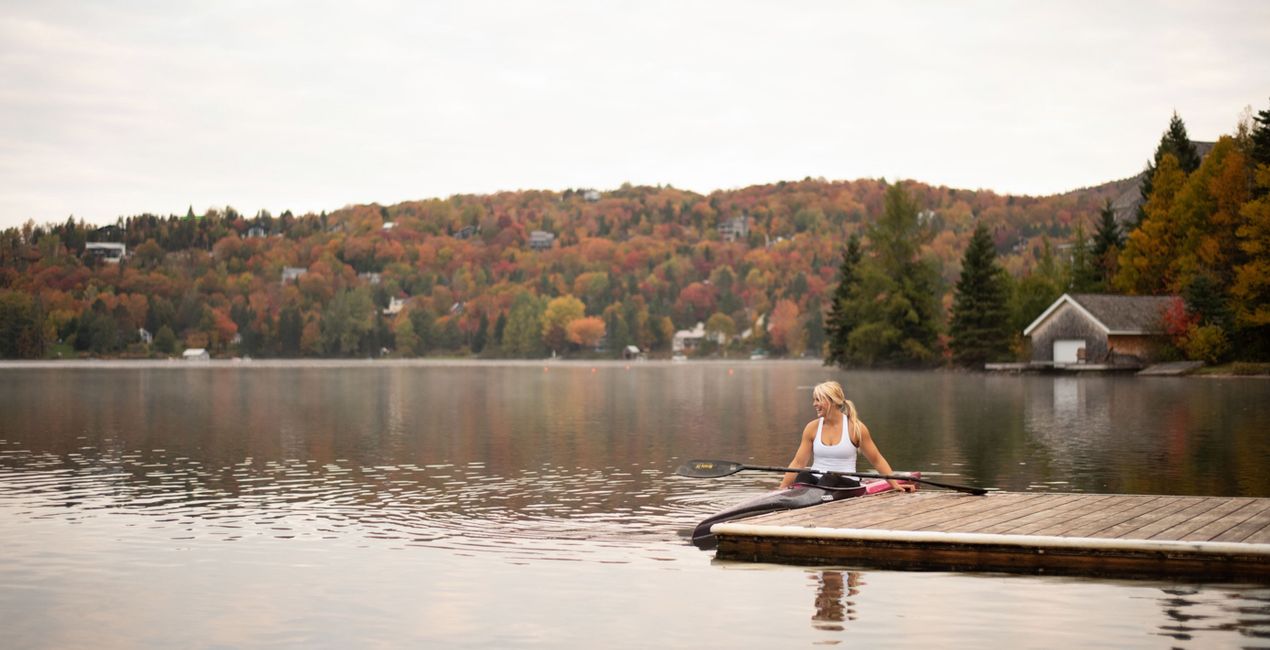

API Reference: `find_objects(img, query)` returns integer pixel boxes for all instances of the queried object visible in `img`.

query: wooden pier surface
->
[711,492,1270,579]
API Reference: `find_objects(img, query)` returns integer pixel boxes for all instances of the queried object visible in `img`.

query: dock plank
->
[1213,504,1270,543]
[831,493,1031,530]
[1041,495,1168,538]
[1086,496,1212,539]
[1181,499,1270,541]
[978,494,1119,535]
[906,494,1063,532]
[1114,497,1222,540]
[1152,498,1261,541]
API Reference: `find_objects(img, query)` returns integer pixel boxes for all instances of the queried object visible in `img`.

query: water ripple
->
[0,446,728,563]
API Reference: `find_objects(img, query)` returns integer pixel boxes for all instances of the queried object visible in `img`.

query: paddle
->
[676,460,988,496]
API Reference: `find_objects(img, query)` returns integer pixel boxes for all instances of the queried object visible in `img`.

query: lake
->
[1,361,1268,648]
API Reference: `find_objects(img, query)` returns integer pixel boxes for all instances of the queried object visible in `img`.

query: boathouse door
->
[1053,339,1085,364]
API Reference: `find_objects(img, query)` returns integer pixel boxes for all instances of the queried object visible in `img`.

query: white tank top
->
[812,417,858,473]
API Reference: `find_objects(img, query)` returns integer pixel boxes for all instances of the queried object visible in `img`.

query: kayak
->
[690,474,916,549]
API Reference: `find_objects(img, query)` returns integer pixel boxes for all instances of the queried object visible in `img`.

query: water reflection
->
[810,570,862,634]
[1153,585,1270,643]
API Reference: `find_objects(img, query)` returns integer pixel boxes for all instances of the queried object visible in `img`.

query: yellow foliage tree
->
[1116,154,1186,294]
[1232,165,1270,328]
[541,294,585,353]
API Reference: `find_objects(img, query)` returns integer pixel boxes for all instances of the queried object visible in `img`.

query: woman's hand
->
[889,480,917,493]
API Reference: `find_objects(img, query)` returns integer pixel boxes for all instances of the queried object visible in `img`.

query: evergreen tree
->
[949,224,1012,367]
[502,293,545,357]
[154,325,178,356]
[804,299,825,358]
[1068,222,1100,293]
[1249,98,1270,173]
[471,312,489,354]
[1090,199,1123,289]
[409,308,435,355]
[1247,98,1270,204]
[278,306,303,357]
[0,290,45,358]
[823,234,861,366]
[1138,112,1202,223]
[1231,164,1270,359]
[836,184,942,367]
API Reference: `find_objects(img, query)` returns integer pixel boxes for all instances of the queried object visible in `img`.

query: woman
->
[778,380,916,492]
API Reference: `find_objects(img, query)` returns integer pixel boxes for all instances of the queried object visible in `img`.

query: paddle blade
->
[676,460,746,478]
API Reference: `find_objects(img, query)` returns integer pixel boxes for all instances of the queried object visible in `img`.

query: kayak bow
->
[689,474,915,549]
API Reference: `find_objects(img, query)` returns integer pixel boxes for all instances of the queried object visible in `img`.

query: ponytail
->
[842,399,861,444]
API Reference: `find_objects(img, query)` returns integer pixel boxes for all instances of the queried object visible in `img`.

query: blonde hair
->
[813,381,861,441]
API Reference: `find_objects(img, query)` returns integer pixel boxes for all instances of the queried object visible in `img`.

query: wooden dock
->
[711,492,1270,579]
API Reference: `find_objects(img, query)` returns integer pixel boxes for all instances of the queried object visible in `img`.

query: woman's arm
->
[857,423,916,492]
[778,422,816,488]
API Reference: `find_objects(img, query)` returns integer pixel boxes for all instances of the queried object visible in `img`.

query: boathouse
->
[1023,293,1177,367]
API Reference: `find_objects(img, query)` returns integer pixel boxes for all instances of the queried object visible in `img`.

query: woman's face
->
[813,393,834,418]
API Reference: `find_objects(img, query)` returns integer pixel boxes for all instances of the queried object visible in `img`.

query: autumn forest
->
[2,103,1269,365]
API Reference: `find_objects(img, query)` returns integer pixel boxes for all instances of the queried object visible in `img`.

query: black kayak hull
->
[690,482,867,549]
[689,474,920,549]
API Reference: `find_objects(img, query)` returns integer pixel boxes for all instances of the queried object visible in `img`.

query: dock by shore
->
[712,491,1270,580]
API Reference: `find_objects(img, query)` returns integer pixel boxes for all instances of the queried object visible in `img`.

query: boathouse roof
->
[1023,293,1177,337]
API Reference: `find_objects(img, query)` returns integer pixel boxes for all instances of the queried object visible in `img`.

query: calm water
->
[1,361,1268,648]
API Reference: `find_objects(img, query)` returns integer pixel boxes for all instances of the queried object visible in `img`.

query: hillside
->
[0,175,1130,359]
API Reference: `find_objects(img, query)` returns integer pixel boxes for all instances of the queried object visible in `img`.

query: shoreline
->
[0,357,826,370]
[0,357,1265,377]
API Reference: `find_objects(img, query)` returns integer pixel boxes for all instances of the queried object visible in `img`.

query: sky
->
[1,0,1268,230]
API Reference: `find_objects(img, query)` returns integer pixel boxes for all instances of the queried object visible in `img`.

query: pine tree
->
[949,224,1012,367]
[1250,98,1270,200]
[1138,112,1202,223]
[1090,199,1123,289]
[835,184,942,367]
[1068,222,1100,293]
[1231,164,1270,358]
[823,234,861,366]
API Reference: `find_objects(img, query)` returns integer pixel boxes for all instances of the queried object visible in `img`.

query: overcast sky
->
[2,1,1267,230]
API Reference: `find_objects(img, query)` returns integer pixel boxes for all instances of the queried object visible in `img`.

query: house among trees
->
[582,190,601,202]
[1023,293,1177,367]
[281,266,307,283]
[528,230,555,251]
[94,224,125,240]
[182,348,210,361]
[718,215,749,242]
[384,296,409,316]
[672,322,726,354]
[85,242,126,264]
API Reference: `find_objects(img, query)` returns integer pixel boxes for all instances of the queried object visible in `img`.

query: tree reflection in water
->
[810,570,863,634]
[1154,585,1270,643]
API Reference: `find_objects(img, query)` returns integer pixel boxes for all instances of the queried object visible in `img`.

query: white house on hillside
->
[672,322,727,354]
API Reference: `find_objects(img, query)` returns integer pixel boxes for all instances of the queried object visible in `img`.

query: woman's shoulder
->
[801,418,820,434]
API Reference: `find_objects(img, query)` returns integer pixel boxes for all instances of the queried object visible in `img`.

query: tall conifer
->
[1249,98,1270,199]
[1090,199,1123,288]
[833,184,941,367]
[949,224,1012,367]
[824,234,861,366]
[1138,112,1202,223]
